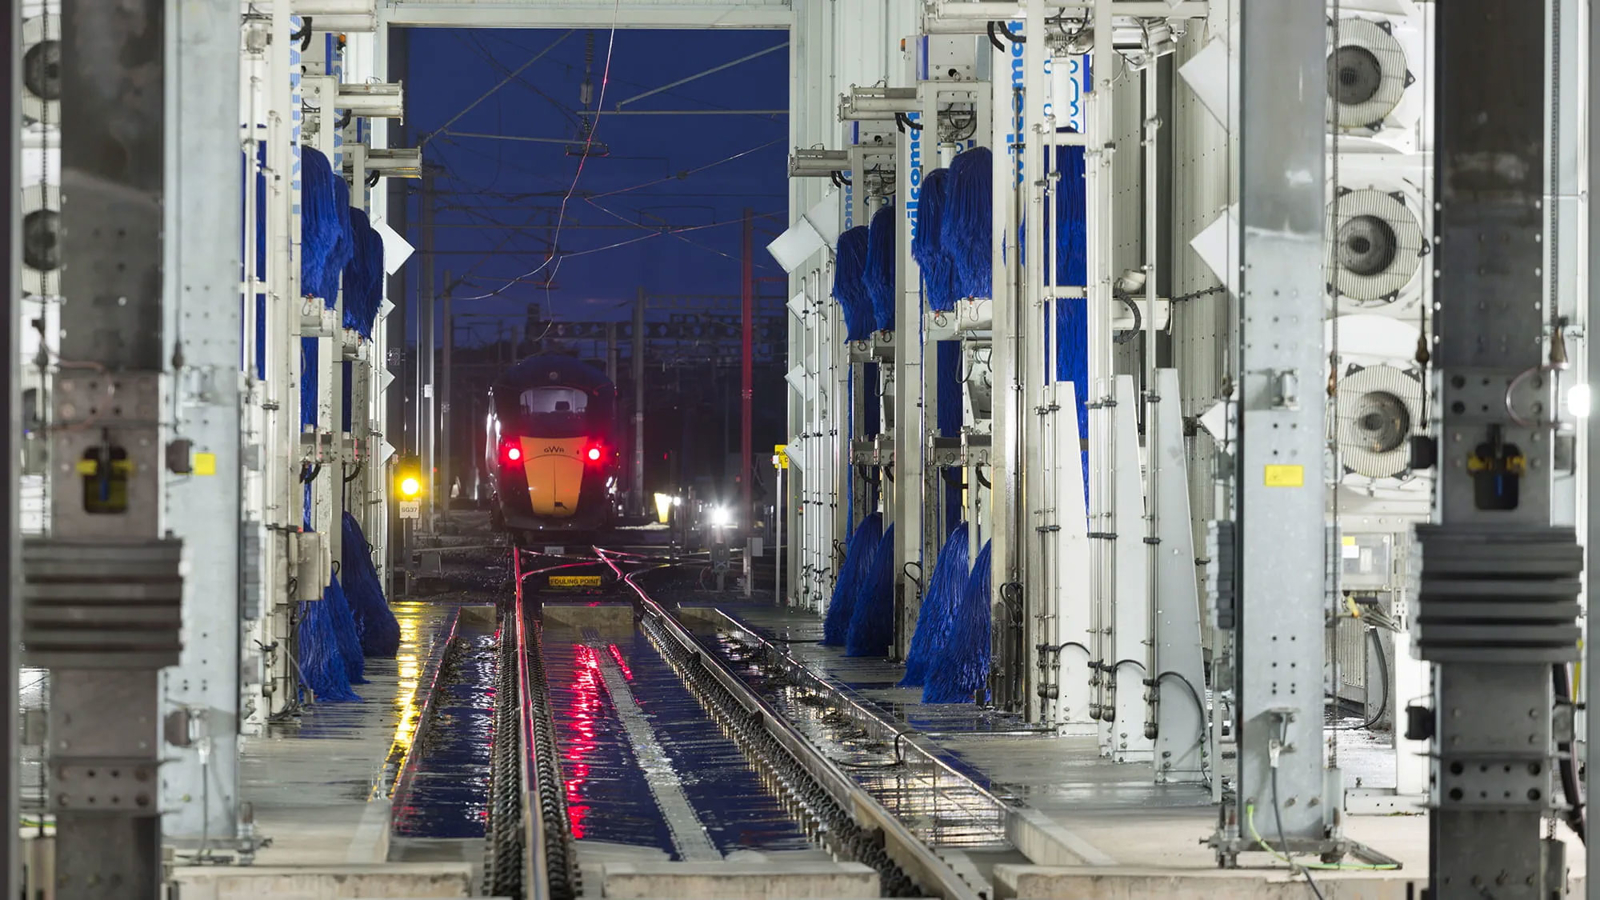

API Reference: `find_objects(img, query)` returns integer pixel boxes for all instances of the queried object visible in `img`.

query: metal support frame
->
[986,11,1025,714]
[418,170,436,532]
[633,287,646,517]
[0,1,19,892]
[906,52,991,663]
[158,0,247,854]
[893,68,924,662]
[1417,0,1574,894]
[1587,0,1600,883]
[1149,369,1206,783]
[1211,0,1335,865]
[37,0,177,893]
[379,1,792,29]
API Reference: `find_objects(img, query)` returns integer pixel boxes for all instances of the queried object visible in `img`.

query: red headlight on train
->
[500,439,522,466]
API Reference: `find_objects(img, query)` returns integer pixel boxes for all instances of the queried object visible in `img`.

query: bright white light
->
[710,506,731,528]
[1569,383,1592,419]
[673,496,683,507]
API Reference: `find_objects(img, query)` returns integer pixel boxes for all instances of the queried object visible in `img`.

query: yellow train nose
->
[521,436,585,518]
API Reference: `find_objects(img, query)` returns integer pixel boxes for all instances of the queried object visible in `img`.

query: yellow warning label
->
[194,453,217,476]
[1263,465,1304,488]
[1341,535,1356,547]
[74,459,133,475]
[549,575,602,588]
[774,443,790,470]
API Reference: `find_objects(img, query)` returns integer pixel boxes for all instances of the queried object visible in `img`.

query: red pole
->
[740,208,754,535]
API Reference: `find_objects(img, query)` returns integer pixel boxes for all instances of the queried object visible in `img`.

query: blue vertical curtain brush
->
[295,152,366,702]
[925,539,991,704]
[864,202,897,332]
[343,208,385,337]
[943,147,993,301]
[342,511,401,658]
[899,522,971,687]
[300,147,342,301]
[824,512,883,646]
[832,226,876,341]
[845,523,896,657]
[913,168,961,313]
[1054,138,1090,496]
[297,481,364,702]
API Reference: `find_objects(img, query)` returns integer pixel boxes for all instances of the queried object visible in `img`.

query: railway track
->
[481,545,992,900]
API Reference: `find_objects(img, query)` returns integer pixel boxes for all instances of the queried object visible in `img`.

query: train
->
[485,355,621,543]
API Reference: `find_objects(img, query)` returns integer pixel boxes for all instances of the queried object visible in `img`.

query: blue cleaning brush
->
[298,598,361,703]
[1055,137,1090,500]
[925,539,991,704]
[914,168,962,313]
[324,574,367,685]
[942,147,993,301]
[865,202,897,332]
[300,147,341,301]
[900,523,971,687]
[823,512,883,646]
[845,523,896,657]
[342,511,402,658]
[832,226,877,341]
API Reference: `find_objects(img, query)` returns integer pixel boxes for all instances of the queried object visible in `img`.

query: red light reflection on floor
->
[563,643,603,838]
[607,644,634,681]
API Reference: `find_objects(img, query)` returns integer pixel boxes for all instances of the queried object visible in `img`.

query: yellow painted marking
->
[75,460,133,475]
[549,575,602,588]
[1263,464,1304,488]
[194,453,217,476]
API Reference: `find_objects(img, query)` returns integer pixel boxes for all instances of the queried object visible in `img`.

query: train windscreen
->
[517,386,590,437]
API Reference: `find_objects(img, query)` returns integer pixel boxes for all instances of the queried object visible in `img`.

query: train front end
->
[488,357,619,542]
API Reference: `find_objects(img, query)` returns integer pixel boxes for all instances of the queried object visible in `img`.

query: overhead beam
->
[381,1,791,29]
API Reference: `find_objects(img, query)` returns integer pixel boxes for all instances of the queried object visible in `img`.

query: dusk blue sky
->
[400,27,790,349]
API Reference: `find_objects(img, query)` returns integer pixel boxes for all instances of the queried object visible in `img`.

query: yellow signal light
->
[394,455,424,500]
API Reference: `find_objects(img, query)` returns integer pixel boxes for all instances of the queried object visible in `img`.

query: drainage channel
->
[390,607,499,840]
[490,548,989,900]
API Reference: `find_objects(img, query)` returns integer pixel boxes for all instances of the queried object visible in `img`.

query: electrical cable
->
[1553,663,1587,844]
[1113,294,1142,344]
[1330,628,1389,731]
[454,1,625,302]
[423,30,577,148]
[1271,768,1325,900]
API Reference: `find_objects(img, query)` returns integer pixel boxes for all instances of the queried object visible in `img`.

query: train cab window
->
[519,387,589,435]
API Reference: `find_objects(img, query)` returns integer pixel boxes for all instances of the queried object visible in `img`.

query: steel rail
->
[595,549,986,900]
[512,548,552,900]
[704,608,1106,866]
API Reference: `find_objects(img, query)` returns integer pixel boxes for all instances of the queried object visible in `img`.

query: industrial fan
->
[21,14,60,126]
[1326,17,1414,137]
[1325,185,1426,310]
[1332,363,1422,479]
[22,185,59,299]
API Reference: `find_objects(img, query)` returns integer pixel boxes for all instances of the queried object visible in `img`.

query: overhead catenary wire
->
[422,30,577,148]
[454,2,626,303]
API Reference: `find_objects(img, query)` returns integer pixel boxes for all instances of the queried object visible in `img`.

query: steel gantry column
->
[159,0,247,854]
[1211,0,1331,863]
[1415,0,1577,894]
[0,1,18,892]
[1588,0,1600,885]
[32,0,182,893]
[894,77,926,661]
